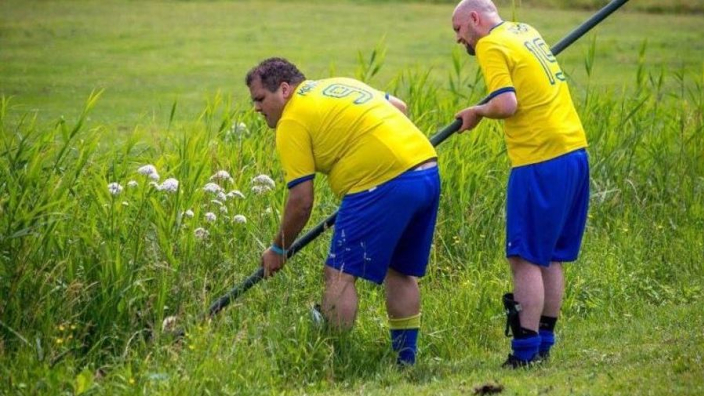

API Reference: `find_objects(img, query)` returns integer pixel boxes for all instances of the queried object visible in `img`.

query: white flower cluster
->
[107,182,123,196]
[233,214,247,224]
[227,190,246,199]
[135,164,179,192]
[194,227,209,240]
[203,183,223,194]
[230,121,248,135]
[210,170,234,183]
[158,178,179,193]
[138,164,160,181]
[251,174,275,194]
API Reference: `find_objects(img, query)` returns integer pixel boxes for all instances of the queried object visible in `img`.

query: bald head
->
[453,0,498,19]
[452,0,502,56]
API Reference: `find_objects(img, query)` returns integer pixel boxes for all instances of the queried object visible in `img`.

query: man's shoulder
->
[489,21,539,40]
[296,80,320,97]
[294,77,371,98]
[478,21,541,54]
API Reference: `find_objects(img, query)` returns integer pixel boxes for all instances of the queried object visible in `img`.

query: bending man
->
[246,57,441,366]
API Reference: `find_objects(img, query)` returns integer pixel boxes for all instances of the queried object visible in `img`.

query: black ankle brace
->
[502,293,522,337]
[539,316,557,332]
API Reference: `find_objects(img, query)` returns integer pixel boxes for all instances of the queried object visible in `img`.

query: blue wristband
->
[270,244,286,255]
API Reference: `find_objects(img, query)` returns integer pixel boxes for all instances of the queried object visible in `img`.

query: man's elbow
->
[395,100,408,115]
[495,94,518,118]
[505,94,518,116]
[389,96,408,115]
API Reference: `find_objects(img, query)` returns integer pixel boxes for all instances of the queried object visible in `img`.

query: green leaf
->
[74,368,94,395]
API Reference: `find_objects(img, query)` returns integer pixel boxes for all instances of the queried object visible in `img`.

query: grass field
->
[1,1,703,395]
[1,0,703,127]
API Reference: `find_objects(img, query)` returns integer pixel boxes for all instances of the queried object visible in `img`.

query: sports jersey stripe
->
[486,86,516,101]
[287,174,315,189]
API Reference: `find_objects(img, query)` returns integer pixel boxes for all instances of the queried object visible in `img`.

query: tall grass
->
[1,41,702,393]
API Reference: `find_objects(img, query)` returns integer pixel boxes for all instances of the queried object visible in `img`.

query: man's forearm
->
[273,181,314,250]
[274,205,311,250]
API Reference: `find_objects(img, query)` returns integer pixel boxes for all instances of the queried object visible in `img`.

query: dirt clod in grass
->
[474,382,504,395]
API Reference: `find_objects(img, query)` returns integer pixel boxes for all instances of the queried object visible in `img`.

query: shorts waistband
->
[344,160,439,196]
[411,158,438,171]
[362,162,438,193]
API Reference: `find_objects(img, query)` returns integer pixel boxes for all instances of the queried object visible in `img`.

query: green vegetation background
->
[1,1,703,395]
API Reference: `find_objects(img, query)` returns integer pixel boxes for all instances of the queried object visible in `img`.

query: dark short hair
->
[245,57,306,92]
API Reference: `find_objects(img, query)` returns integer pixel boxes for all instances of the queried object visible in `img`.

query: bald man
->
[451,0,590,368]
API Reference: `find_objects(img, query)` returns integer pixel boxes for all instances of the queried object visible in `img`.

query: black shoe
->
[502,354,537,369]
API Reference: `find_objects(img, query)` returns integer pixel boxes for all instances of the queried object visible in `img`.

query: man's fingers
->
[456,117,468,133]
[261,258,272,278]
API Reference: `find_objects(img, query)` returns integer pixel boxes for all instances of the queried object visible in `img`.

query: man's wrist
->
[270,243,286,256]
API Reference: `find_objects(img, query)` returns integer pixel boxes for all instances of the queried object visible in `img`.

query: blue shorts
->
[326,166,441,284]
[506,149,589,267]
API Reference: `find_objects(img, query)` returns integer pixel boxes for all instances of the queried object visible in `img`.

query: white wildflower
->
[210,170,233,182]
[137,164,158,177]
[194,227,209,240]
[184,209,194,218]
[217,191,228,202]
[204,212,217,222]
[219,206,228,214]
[149,172,160,181]
[203,183,223,193]
[127,180,138,188]
[252,174,276,189]
[159,178,179,193]
[211,200,223,206]
[227,190,246,199]
[162,316,178,332]
[233,214,247,224]
[231,121,248,134]
[264,207,273,214]
[107,182,123,196]
[252,185,272,195]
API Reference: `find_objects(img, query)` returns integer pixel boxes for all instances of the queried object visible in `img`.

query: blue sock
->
[539,329,555,355]
[391,328,419,366]
[511,335,541,362]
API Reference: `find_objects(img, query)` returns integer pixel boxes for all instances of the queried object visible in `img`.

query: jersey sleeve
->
[275,119,316,189]
[476,40,516,100]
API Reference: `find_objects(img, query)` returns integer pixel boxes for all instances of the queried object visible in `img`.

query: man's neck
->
[481,14,503,36]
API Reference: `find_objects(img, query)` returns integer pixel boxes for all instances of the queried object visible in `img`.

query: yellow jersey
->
[276,77,437,197]
[476,21,588,167]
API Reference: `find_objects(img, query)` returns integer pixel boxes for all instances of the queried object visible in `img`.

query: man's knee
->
[385,268,418,288]
[324,265,356,287]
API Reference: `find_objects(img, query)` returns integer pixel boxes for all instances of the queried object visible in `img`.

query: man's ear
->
[281,82,293,99]
[470,10,479,26]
